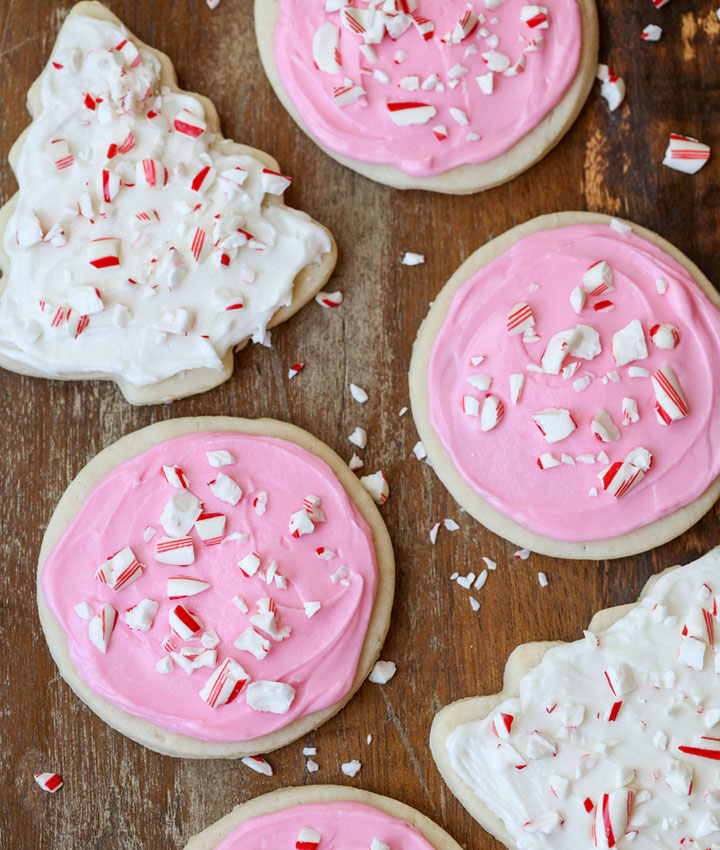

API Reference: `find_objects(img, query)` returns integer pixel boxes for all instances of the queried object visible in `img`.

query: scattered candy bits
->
[368,660,397,684]
[596,64,626,111]
[34,772,63,793]
[663,133,710,174]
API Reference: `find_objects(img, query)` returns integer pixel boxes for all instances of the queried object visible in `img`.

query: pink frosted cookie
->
[183,786,463,850]
[431,547,720,850]
[0,2,336,405]
[37,417,394,757]
[254,0,598,193]
[410,212,720,559]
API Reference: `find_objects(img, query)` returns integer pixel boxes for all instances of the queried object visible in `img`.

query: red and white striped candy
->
[289,509,315,537]
[136,159,167,187]
[99,169,120,203]
[360,470,389,505]
[190,164,215,194]
[621,397,639,424]
[333,79,366,106]
[412,13,434,40]
[190,227,206,263]
[533,408,577,443]
[167,576,211,599]
[537,452,561,470]
[663,133,710,174]
[641,24,662,40]
[88,237,121,270]
[241,755,273,775]
[303,494,325,522]
[173,108,206,138]
[479,394,504,432]
[169,604,203,639]
[160,489,203,537]
[261,168,293,196]
[195,512,226,546]
[583,260,614,296]
[521,5,549,28]
[594,790,634,849]
[387,101,437,126]
[597,65,626,112]
[506,302,535,335]
[250,597,291,642]
[115,38,141,68]
[34,772,63,793]
[233,626,272,660]
[48,138,73,170]
[452,9,478,42]
[313,22,342,74]
[199,657,249,708]
[652,365,689,424]
[683,605,715,644]
[612,319,648,367]
[604,664,636,696]
[509,373,525,406]
[88,604,117,653]
[315,290,343,308]
[238,552,261,577]
[296,827,322,850]
[491,711,514,739]
[209,472,243,505]
[161,465,189,489]
[288,362,304,380]
[253,491,268,516]
[341,7,385,43]
[591,409,621,442]
[649,323,680,349]
[504,55,526,77]
[598,447,652,499]
[155,537,195,567]
[96,546,143,592]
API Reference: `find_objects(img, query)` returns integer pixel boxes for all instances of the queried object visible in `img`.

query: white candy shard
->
[74,601,94,620]
[194,512,226,546]
[209,472,243,505]
[480,395,505,432]
[538,452,561,470]
[402,252,425,266]
[466,374,492,391]
[649,323,680,349]
[533,408,577,443]
[583,260,614,296]
[369,660,397,683]
[342,759,362,777]
[360,471,389,504]
[591,409,621,443]
[666,759,693,797]
[160,489,203,537]
[350,383,368,403]
[569,285,586,314]
[594,790,634,850]
[234,626,272,661]
[241,755,273,775]
[251,597,291,642]
[205,450,236,467]
[387,101,437,126]
[304,601,322,618]
[125,598,158,631]
[612,319,648,366]
[238,552,261,577]
[542,329,579,374]
[246,680,296,714]
[568,325,602,360]
[349,427,368,448]
[510,373,525,405]
[167,576,211,599]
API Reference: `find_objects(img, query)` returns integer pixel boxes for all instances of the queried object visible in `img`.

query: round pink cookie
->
[409,212,720,559]
[37,417,394,757]
[254,0,598,193]
[182,786,464,850]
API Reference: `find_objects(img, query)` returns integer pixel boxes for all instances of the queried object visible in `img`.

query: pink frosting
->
[41,431,378,741]
[273,0,582,176]
[428,223,720,541]
[212,801,437,850]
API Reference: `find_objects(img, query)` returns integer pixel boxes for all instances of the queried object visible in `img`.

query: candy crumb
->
[538,572,549,587]
[341,759,362,777]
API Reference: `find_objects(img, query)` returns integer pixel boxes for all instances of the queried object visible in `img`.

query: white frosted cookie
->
[0,2,337,405]
[183,785,463,850]
[409,212,720,559]
[431,547,720,850]
[254,0,598,194]
[37,417,394,758]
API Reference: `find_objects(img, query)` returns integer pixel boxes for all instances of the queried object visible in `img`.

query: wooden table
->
[1,1,718,847]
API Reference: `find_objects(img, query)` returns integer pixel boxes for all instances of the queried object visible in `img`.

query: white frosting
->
[446,548,720,850]
[0,12,331,386]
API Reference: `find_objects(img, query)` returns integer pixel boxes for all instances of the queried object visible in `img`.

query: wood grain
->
[0,1,718,848]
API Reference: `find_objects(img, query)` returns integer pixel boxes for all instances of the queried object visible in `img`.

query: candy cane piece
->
[168,604,203,639]
[296,827,322,850]
[387,101,437,126]
[483,50,511,72]
[125,598,158,631]
[480,395,504,432]
[333,79,367,106]
[48,138,74,170]
[246,680,296,714]
[507,302,535,335]
[136,158,167,187]
[594,790,634,848]
[88,604,117,653]
[452,9,479,42]
[289,509,315,537]
[651,365,689,424]
[88,237,121,269]
[234,626,272,660]
[583,260,614,296]
[597,65,625,111]
[160,489,203,537]
[612,319,648,366]
[167,576,211,599]
[360,470,390,504]
[261,168,293,196]
[199,658,249,708]
[412,13,434,40]
[591,409,621,442]
[194,512,226,546]
[115,38,141,68]
[205,450,236,468]
[665,759,693,796]
[241,755,273,775]
[538,453,561,470]
[663,133,710,174]
[174,108,206,138]
[510,373,525,405]
[521,5,549,27]
[641,24,662,40]
[288,362,303,380]
[238,551,261,577]
[313,22,342,74]
[649,323,680,349]
[542,328,579,374]
[161,465,189,489]
[208,472,243,505]
[34,772,63,793]
[533,408,577,443]
[621,398,639,424]
[315,290,343,308]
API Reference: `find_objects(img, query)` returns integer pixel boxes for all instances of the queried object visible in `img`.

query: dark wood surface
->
[1,1,718,847]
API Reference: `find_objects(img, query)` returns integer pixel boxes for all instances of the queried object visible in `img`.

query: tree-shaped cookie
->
[0,2,336,404]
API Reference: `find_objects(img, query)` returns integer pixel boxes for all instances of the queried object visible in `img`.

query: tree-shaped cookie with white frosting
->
[0,1,336,404]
